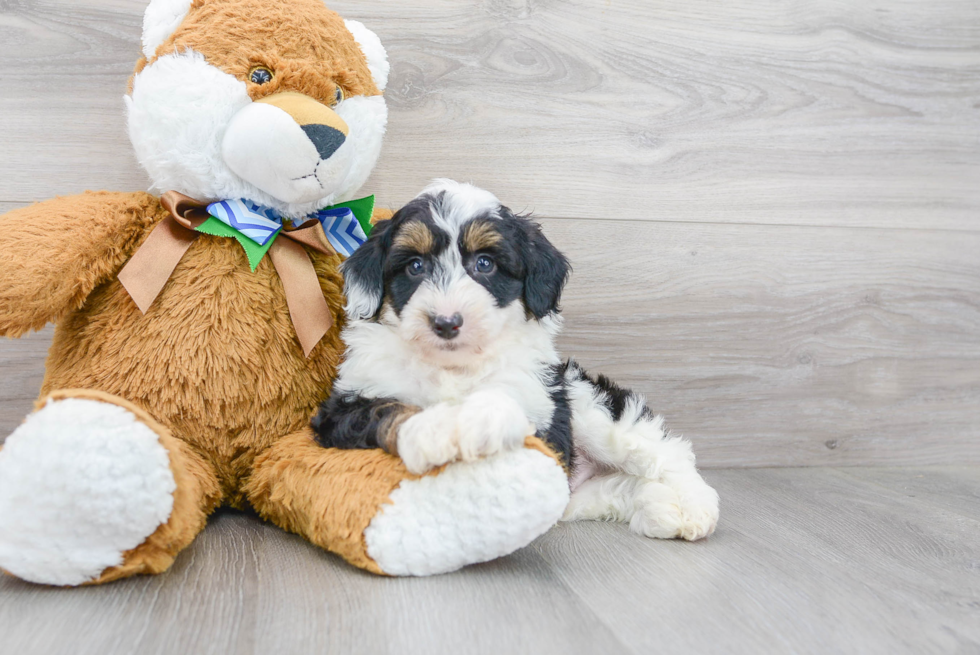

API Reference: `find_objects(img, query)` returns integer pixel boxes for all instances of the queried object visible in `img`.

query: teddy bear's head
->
[126,0,388,218]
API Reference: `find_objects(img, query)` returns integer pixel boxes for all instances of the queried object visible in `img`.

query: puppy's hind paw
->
[632,478,719,541]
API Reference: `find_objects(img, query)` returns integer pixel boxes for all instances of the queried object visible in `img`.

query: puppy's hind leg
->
[562,362,719,540]
[563,472,699,540]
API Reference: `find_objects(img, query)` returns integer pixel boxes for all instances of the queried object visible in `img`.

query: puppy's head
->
[342,180,570,363]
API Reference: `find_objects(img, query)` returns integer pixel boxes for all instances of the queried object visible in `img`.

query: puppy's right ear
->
[340,219,392,320]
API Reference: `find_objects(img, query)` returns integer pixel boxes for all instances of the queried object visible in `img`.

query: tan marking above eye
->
[393,221,435,254]
[462,221,502,252]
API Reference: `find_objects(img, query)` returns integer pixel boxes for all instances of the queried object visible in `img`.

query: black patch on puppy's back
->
[562,359,652,423]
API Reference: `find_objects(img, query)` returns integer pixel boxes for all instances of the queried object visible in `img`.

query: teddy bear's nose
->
[254,91,350,161]
[300,124,346,160]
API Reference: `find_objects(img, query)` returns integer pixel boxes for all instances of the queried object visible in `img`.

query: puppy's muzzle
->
[430,313,463,340]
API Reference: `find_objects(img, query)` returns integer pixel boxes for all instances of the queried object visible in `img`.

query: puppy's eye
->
[407,258,425,276]
[474,255,495,273]
[333,86,345,106]
[249,66,274,85]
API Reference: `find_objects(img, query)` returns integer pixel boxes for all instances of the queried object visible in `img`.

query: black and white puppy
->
[313,180,719,541]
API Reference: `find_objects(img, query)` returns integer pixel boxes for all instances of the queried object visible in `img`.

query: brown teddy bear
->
[0,0,569,585]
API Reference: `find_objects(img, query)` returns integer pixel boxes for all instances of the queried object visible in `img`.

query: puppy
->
[312,180,719,540]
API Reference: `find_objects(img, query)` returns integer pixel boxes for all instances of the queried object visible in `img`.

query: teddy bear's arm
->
[0,191,161,337]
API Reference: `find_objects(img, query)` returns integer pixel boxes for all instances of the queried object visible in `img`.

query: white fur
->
[396,403,462,474]
[365,447,569,576]
[222,102,345,205]
[397,391,533,474]
[141,0,192,60]
[339,182,719,543]
[0,399,176,585]
[127,51,253,203]
[127,52,387,217]
[344,19,389,92]
[455,389,534,461]
[562,377,720,540]
[337,306,561,445]
[424,178,501,239]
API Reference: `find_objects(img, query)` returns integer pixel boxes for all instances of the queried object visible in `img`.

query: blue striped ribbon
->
[205,199,368,256]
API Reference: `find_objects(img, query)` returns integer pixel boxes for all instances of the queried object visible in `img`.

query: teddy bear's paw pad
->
[364,447,569,576]
[0,398,176,585]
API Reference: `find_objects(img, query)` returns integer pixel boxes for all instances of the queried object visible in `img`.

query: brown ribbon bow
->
[118,191,336,357]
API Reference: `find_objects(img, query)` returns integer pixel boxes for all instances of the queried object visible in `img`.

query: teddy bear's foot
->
[364,439,570,576]
[247,432,569,576]
[0,390,220,586]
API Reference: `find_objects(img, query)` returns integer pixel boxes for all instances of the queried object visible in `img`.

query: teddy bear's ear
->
[142,0,193,60]
[344,19,390,92]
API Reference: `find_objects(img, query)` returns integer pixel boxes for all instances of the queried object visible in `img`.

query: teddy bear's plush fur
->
[0,0,569,585]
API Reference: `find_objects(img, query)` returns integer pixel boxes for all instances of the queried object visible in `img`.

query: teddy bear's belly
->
[38,236,345,497]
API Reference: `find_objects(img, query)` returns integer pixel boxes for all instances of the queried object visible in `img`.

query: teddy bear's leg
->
[0,390,221,586]
[245,430,570,576]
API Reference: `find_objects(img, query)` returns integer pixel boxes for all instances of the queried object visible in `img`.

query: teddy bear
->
[0,0,570,586]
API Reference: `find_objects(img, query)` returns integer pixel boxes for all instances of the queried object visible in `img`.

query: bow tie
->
[118,191,375,357]
[202,196,373,270]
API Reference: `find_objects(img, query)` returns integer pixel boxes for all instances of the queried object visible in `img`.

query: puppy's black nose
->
[431,313,463,340]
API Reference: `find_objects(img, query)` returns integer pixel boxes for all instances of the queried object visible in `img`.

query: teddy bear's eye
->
[333,86,345,106]
[249,67,274,85]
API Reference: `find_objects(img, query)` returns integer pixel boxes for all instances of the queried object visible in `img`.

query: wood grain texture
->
[541,217,980,467]
[1,0,978,230]
[0,467,976,655]
[531,467,980,655]
[2,218,978,467]
[0,327,51,438]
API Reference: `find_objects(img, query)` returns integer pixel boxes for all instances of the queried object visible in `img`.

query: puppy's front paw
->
[455,390,534,461]
[396,403,461,474]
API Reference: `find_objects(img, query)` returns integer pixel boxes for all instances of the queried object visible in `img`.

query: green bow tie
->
[195,195,375,270]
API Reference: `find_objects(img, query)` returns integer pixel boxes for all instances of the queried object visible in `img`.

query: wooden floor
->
[0,466,976,655]
[2,0,979,653]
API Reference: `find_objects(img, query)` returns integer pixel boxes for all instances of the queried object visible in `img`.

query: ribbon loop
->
[117,191,350,358]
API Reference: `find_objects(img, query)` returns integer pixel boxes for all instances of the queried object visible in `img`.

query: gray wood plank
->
[0,202,27,215]
[0,327,51,440]
[0,510,628,655]
[531,467,980,655]
[2,0,978,230]
[544,218,980,468]
[3,218,978,468]
[1,467,977,655]
[836,466,980,521]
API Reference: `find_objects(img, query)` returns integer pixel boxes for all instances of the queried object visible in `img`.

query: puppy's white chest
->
[413,367,496,405]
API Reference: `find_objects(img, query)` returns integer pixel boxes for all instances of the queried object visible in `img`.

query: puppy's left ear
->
[341,219,392,320]
[518,215,571,319]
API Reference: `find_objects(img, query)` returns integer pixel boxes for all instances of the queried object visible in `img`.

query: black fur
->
[339,218,393,320]
[537,364,574,467]
[513,212,571,319]
[562,359,653,422]
[322,191,577,466]
[343,196,570,322]
[312,391,410,450]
